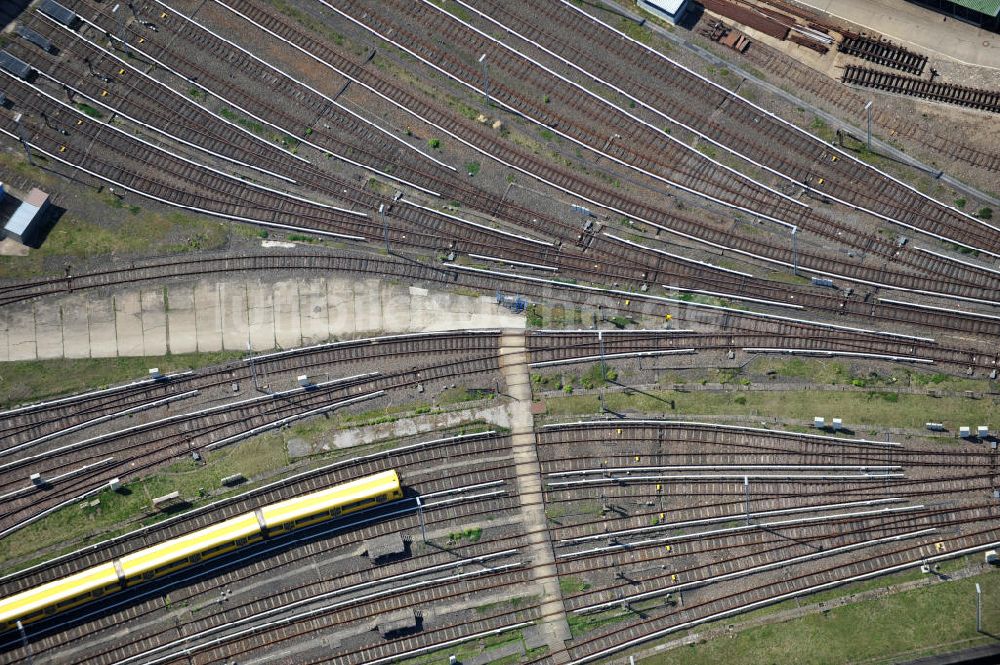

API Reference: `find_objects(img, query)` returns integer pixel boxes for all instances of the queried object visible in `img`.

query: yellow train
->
[0,470,403,631]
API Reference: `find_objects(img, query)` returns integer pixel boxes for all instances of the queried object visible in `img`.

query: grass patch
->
[559,577,591,594]
[76,103,103,119]
[0,352,244,409]
[439,387,495,404]
[645,568,1000,665]
[0,436,289,572]
[568,607,634,637]
[618,17,654,44]
[751,358,846,384]
[465,161,481,176]
[448,527,482,544]
[808,116,836,143]
[0,209,228,279]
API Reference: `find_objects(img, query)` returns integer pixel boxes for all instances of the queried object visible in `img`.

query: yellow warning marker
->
[935,542,946,552]
[656,483,662,493]
[624,299,630,306]
[59,146,66,152]
[665,545,671,553]
[664,314,672,321]
[160,12,167,18]
[118,68,126,75]
[76,119,83,125]
[101,90,109,97]
[138,37,145,43]
[616,429,622,435]
[817,177,825,185]
[634,455,640,462]
[671,574,678,582]
[831,155,839,162]
[659,512,665,522]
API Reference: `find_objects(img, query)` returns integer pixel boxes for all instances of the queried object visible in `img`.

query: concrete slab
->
[194,280,223,353]
[299,278,329,345]
[247,281,276,351]
[61,295,91,359]
[7,306,37,361]
[327,278,356,338]
[797,0,1000,69]
[0,308,9,362]
[353,279,383,333]
[381,283,412,332]
[219,281,249,351]
[88,298,118,358]
[272,280,301,350]
[141,289,168,357]
[115,290,145,357]
[34,298,64,359]
[166,285,198,354]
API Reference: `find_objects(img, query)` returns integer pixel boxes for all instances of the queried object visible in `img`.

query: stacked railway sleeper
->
[0,332,504,538]
[9,0,1000,308]
[838,34,927,75]
[536,421,1000,661]
[712,20,1000,175]
[842,65,1000,114]
[0,431,541,664]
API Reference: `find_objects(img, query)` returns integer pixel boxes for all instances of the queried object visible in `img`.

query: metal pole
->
[599,330,606,413]
[479,53,490,107]
[416,496,427,544]
[791,227,798,276]
[17,621,35,665]
[247,340,262,393]
[13,113,34,167]
[379,203,388,254]
[864,100,873,152]
[744,476,750,525]
[976,583,982,633]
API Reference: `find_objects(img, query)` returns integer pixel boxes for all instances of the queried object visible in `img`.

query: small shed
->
[637,0,690,25]
[365,533,407,562]
[38,0,80,28]
[0,51,32,80]
[3,188,50,246]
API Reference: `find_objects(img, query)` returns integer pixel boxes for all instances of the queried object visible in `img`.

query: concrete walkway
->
[0,277,523,360]
[498,329,572,663]
[795,0,1000,69]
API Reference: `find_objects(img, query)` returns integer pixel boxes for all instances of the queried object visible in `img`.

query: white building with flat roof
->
[3,187,50,246]
[637,0,690,24]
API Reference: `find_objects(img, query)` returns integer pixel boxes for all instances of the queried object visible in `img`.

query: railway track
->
[1,0,999,661]
[7,0,1000,304]
[3,248,999,374]
[0,333,504,539]
[0,433,536,664]
[532,421,999,663]
[842,65,1000,114]
[1,419,995,664]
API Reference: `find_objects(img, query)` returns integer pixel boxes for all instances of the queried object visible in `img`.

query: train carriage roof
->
[118,513,260,578]
[260,470,400,529]
[0,563,119,625]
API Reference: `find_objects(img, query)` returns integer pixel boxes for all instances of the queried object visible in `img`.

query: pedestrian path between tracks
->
[499,329,573,663]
